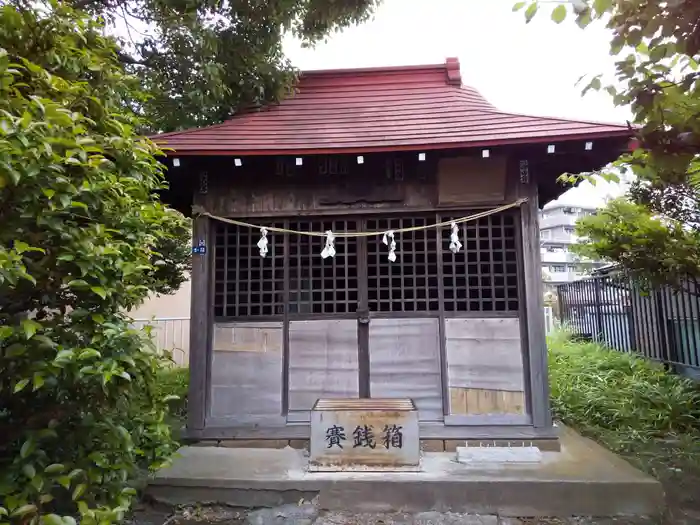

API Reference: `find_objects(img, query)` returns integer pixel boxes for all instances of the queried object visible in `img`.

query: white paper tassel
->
[257,227,269,257]
[382,230,397,262]
[321,230,336,259]
[449,221,462,254]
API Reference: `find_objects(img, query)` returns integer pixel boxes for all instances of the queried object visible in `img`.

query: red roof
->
[155,58,631,155]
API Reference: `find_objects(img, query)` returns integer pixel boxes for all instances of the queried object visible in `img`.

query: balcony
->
[540,250,579,264]
[540,232,580,244]
[539,214,580,230]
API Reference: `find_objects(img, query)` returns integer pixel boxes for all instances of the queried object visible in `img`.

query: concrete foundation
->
[196,438,562,452]
[148,427,663,518]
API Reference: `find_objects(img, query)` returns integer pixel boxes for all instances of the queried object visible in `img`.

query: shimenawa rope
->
[199,198,528,238]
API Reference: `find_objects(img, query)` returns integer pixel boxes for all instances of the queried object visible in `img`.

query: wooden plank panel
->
[449,387,525,415]
[445,317,521,340]
[500,390,526,414]
[449,387,466,415]
[205,181,436,217]
[209,322,283,418]
[213,322,283,353]
[369,318,444,422]
[288,320,359,411]
[437,156,507,206]
[445,318,524,392]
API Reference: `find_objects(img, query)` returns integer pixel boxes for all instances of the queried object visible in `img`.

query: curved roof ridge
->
[451,85,628,129]
[491,108,629,130]
[299,62,447,77]
[153,57,633,154]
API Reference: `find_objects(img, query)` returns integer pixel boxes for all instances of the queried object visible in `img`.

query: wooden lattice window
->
[366,217,440,313]
[441,212,519,312]
[287,219,359,315]
[212,212,520,319]
[213,222,285,318]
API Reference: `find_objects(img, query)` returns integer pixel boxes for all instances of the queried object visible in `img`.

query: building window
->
[551,265,566,273]
[563,226,576,234]
[563,207,576,215]
[541,229,551,240]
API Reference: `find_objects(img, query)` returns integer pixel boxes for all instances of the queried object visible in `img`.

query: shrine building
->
[155,58,632,446]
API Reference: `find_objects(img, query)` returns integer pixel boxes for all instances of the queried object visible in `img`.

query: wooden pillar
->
[187,215,212,432]
[520,181,553,429]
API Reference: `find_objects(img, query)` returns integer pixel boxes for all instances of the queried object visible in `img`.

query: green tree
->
[60,0,380,132]
[0,4,188,523]
[515,0,700,282]
[573,198,700,281]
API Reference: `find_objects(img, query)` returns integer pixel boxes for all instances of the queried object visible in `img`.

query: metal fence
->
[132,317,190,366]
[557,274,700,378]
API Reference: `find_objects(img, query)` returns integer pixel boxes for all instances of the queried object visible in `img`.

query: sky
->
[282,0,633,206]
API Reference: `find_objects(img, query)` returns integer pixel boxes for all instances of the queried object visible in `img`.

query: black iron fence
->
[557,273,700,378]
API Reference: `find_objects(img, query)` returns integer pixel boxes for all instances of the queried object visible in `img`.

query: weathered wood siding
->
[449,388,525,415]
[288,320,359,416]
[187,216,211,431]
[445,317,525,415]
[437,156,507,206]
[192,152,518,218]
[203,180,438,217]
[368,318,443,421]
[518,181,551,427]
[209,322,283,419]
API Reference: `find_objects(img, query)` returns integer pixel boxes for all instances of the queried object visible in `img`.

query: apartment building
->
[539,201,605,285]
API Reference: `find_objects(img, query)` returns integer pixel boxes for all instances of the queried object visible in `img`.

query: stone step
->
[147,427,663,518]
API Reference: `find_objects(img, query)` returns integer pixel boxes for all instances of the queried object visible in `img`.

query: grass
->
[151,365,189,442]
[155,365,189,421]
[548,331,700,523]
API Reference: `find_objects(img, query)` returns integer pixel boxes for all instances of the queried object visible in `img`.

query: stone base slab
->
[152,427,662,517]
[192,438,561,452]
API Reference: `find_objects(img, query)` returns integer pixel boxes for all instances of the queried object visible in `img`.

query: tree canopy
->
[516,0,700,283]
[67,0,380,132]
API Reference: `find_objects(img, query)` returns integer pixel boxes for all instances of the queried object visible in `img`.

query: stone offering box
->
[309,398,420,471]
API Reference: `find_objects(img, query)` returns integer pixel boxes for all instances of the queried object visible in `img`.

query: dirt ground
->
[128,504,664,525]
[629,440,700,524]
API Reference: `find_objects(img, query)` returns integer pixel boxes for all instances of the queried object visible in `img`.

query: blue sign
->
[192,239,206,254]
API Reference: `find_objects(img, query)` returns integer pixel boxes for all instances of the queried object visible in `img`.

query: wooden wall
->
[368,318,443,422]
[445,317,526,415]
[437,156,507,206]
[210,322,283,421]
[194,152,512,218]
[287,320,359,421]
[206,317,529,427]
[203,179,437,217]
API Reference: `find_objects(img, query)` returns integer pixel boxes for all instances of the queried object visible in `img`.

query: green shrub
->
[0,4,189,524]
[548,330,700,449]
[154,367,189,422]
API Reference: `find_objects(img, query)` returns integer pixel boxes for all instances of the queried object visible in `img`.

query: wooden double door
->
[285,217,444,423]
